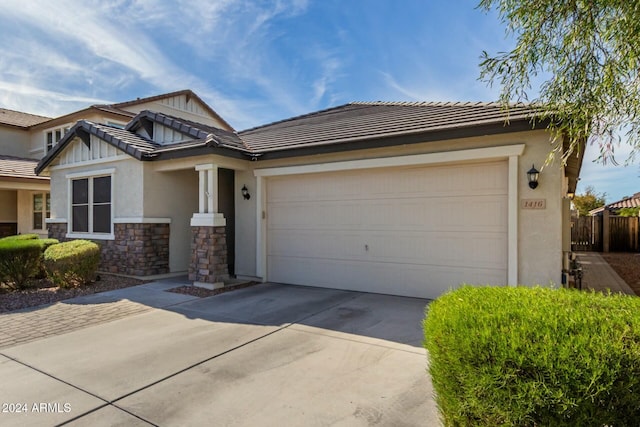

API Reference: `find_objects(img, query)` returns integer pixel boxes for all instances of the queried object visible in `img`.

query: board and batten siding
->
[52,136,123,167]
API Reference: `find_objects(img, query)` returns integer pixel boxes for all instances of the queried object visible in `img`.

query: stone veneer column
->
[48,222,170,276]
[188,225,228,284]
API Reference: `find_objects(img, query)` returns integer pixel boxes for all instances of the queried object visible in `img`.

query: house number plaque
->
[521,199,546,209]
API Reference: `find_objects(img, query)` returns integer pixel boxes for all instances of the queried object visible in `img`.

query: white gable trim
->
[50,155,129,171]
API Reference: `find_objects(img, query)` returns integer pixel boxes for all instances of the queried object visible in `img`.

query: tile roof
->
[239,101,542,152]
[0,155,48,180]
[36,101,550,174]
[0,108,51,128]
[591,193,640,214]
[126,110,246,151]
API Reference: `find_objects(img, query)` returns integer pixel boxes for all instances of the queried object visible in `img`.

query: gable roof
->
[35,110,250,174]
[0,155,48,180]
[0,108,51,129]
[126,110,245,150]
[239,101,543,153]
[112,89,234,131]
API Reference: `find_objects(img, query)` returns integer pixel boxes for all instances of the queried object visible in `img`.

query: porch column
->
[189,163,229,286]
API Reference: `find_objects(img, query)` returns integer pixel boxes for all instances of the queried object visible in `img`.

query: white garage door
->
[266,161,508,299]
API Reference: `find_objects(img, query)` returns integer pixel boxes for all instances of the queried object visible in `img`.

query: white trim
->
[65,168,116,179]
[49,155,129,172]
[255,176,266,280]
[508,155,519,285]
[254,145,526,177]
[114,217,172,224]
[66,232,115,240]
[190,213,226,227]
[254,145,526,287]
[45,218,68,224]
[195,163,217,171]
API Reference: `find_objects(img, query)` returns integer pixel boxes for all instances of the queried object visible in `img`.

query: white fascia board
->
[113,217,172,224]
[254,144,526,177]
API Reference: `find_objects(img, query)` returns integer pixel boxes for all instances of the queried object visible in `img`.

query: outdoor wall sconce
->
[241,185,251,200]
[527,164,540,189]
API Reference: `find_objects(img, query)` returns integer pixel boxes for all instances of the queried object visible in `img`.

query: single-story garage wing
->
[36,93,584,299]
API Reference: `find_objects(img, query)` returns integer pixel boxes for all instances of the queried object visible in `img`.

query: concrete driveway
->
[0,282,439,426]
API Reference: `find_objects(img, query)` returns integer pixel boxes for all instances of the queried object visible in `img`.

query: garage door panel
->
[269,195,507,232]
[268,163,507,203]
[266,161,508,299]
[268,256,507,299]
[268,230,506,270]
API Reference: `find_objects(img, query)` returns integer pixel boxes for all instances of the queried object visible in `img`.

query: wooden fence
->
[610,216,640,252]
[571,216,602,252]
[572,215,640,252]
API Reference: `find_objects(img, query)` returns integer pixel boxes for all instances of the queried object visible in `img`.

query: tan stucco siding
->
[48,158,144,221]
[0,190,17,221]
[17,190,48,238]
[234,169,257,278]
[143,164,198,272]
[239,130,568,285]
[0,127,32,159]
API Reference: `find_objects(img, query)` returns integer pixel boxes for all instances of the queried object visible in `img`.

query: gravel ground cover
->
[0,274,147,313]
[601,252,640,297]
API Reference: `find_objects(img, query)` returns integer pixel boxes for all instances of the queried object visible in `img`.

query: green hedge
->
[43,240,100,288]
[0,238,59,289]
[423,286,640,426]
[0,233,40,241]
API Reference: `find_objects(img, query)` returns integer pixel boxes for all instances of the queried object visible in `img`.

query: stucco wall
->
[143,165,198,272]
[236,129,568,285]
[234,170,257,278]
[0,190,17,222]
[17,190,48,238]
[0,127,32,158]
[48,158,144,220]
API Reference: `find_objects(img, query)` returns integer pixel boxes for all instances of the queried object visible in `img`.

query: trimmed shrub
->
[423,286,640,426]
[44,240,100,288]
[0,238,59,289]
[0,233,40,241]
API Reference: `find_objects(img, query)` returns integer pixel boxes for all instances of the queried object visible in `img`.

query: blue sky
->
[0,0,637,202]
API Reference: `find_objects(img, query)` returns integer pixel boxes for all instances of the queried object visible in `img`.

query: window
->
[32,193,50,230]
[45,125,71,153]
[71,176,111,234]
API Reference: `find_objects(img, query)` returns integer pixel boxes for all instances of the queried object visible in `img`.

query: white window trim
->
[30,192,50,232]
[43,123,73,154]
[67,168,115,240]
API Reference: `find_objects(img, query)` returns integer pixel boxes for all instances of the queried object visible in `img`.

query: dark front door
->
[218,168,235,276]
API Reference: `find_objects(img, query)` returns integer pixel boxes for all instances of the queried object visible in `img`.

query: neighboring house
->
[589,192,640,216]
[0,109,51,237]
[0,90,223,239]
[36,94,584,300]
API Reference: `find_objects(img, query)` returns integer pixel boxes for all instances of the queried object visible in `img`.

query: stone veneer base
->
[189,225,229,284]
[48,222,170,276]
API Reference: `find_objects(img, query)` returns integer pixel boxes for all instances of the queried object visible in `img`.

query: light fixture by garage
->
[527,164,540,189]
[241,185,251,200]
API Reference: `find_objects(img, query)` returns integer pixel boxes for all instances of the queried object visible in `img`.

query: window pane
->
[33,194,43,211]
[55,129,62,142]
[93,176,111,204]
[33,212,43,230]
[72,205,88,232]
[93,204,111,233]
[47,132,53,144]
[72,179,88,204]
[46,193,51,212]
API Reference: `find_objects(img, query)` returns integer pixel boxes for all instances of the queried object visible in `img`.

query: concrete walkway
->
[576,252,636,295]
